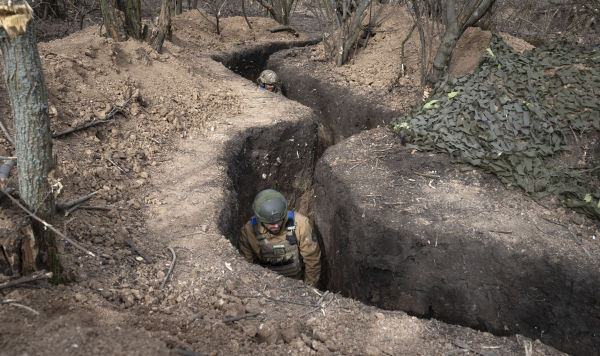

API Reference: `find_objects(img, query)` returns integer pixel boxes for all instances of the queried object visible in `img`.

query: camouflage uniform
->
[240,212,321,286]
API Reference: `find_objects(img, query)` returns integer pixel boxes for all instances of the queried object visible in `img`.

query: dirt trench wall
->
[211,40,319,85]
[267,49,399,148]
[315,129,600,356]
[221,119,318,248]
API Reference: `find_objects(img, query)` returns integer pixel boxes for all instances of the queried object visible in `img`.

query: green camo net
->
[392,34,600,219]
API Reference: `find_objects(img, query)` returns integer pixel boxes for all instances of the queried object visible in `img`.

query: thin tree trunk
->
[429,0,459,84]
[0,0,61,280]
[100,0,128,41]
[242,0,252,29]
[158,0,172,41]
[428,0,495,84]
[100,0,142,41]
[123,0,142,39]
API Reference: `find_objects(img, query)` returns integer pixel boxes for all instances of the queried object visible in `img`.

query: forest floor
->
[0,6,579,356]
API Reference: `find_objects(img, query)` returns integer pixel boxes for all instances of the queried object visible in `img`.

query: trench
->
[214,43,600,356]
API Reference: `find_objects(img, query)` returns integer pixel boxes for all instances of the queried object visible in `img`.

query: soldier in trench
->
[256,69,282,93]
[239,189,321,286]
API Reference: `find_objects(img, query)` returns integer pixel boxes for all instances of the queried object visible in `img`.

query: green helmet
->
[257,69,278,86]
[252,189,288,223]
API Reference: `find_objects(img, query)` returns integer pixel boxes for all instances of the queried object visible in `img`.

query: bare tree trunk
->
[175,0,183,15]
[428,0,495,83]
[158,0,172,41]
[0,0,61,280]
[100,0,142,41]
[429,0,459,83]
[100,0,128,41]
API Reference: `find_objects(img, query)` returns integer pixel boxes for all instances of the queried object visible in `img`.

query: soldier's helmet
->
[252,189,288,224]
[257,69,279,86]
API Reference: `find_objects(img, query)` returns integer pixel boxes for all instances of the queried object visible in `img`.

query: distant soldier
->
[239,189,321,286]
[257,69,281,93]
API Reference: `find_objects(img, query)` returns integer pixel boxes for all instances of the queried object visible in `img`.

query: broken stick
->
[160,247,177,289]
[0,299,40,315]
[0,270,53,290]
[0,190,96,257]
[56,191,98,211]
[221,312,260,323]
[106,157,134,179]
[268,25,299,37]
[52,95,135,138]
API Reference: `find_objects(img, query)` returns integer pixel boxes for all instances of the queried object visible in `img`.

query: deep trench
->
[214,43,599,356]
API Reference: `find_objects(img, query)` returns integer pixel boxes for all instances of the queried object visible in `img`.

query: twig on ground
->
[52,95,135,138]
[176,349,208,356]
[300,291,333,318]
[0,190,96,257]
[222,311,260,323]
[237,294,317,307]
[189,311,205,325]
[175,231,204,239]
[414,171,441,179]
[0,116,14,146]
[268,25,299,36]
[488,230,512,234]
[0,270,53,290]
[0,155,16,160]
[125,238,153,263]
[451,340,498,356]
[161,247,177,289]
[316,291,330,305]
[0,299,40,315]
[56,191,98,211]
[106,157,134,179]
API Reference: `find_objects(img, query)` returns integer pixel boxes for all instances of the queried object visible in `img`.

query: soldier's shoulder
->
[241,219,255,231]
[292,212,310,225]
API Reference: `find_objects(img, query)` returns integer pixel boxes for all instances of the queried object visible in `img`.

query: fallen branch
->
[106,157,134,179]
[56,191,98,211]
[125,238,153,263]
[0,155,16,160]
[222,311,260,323]
[52,95,135,138]
[160,247,177,289]
[0,190,96,257]
[0,299,40,315]
[268,25,299,37]
[0,270,53,290]
[452,340,498,356]
[0,159,15,190]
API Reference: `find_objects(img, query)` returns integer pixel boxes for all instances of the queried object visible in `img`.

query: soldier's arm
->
[239,226,256,263]
[298,223,321,286]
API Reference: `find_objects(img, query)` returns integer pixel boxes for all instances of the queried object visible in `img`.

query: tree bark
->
[0,0,61,280]
[100,0,128,41]
[158,0,172,41]
[100,0,142,41]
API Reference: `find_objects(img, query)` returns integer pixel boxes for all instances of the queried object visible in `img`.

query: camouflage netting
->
[392,34,600,219]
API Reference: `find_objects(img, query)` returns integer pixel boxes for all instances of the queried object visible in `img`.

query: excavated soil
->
[0,6,580,356]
